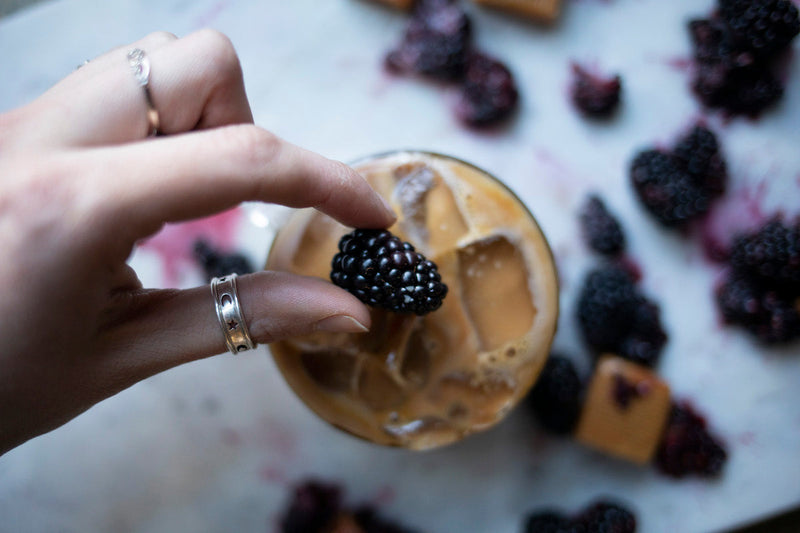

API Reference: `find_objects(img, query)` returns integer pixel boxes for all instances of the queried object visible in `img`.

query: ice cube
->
[457,235,535,351]
[300,350,357,392]
[392,163,468,254]
[357,358,407,411]
[290,211,345,279]
[400,328,431,388]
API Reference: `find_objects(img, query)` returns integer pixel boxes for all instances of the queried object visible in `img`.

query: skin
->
[0,30,396,456]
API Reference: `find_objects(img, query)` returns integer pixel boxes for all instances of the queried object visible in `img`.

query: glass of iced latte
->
[266,151,559,450]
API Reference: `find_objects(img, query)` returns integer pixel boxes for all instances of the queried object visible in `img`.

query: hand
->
[0,30,396,455]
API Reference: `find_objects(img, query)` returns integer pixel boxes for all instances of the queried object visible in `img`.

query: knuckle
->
[221,125,280,172]
[142,31,177,48]
[195,29,241,77]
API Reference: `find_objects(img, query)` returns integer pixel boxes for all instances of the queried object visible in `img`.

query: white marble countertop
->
[1,1,799,532]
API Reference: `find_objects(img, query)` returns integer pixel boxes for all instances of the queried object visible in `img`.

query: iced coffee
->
[266,151,559,450]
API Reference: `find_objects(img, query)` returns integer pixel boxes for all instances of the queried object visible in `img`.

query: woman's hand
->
[0,30,396,455]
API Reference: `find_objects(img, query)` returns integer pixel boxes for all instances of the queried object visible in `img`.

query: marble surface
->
[1,0,800,532]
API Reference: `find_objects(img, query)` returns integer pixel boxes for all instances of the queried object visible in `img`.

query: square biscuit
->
[472,0,561,22]
[575,355,671,464]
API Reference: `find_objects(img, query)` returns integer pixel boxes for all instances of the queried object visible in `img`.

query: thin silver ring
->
[211,274,257,355]
[127,48,160,136]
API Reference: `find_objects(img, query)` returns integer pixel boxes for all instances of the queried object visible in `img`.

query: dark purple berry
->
[630,150,711,227]
[385,0,472,80]
[728,218,800,292]
[673,125,728,197]
[655,401,727,478]
[688,18,784,116]
[570,63,622,118]
[719,0,800,57]
[331,229,447,315]
[716,274,800,344]
[572,501,637,533]
[576,266,641,353]
[193,239,253,282]
[617,300,668,368]
[579,195,626,256]
[527,355,584,435]
[523,510,572,533]
[353,506,420,533]
[280,480,342,533]
[453,51,519,127]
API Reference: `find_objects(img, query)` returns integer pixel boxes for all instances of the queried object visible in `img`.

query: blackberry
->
[729,218,800,292]
[655,402,727,478]
[673,125,728,197]
[523,510,572,533]
[688,18,785,116]
[385,0,472,80]
[617,300,667,368]
[719,0,800,57]
[454,51,519,127]
[716,273,765,325]
[716,274,800,344]
[527,355,584,435]
[576,266,641,353]
[629,150,711,227]
[330,229,448,315]
[572,501,637,533]
[579,195,626,256]
[193,239,253,282]
[353,506,420,533]
[570,63,622,118]
[280,480,342,533]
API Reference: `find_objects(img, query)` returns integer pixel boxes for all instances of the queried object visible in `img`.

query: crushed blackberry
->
[330,229,448,315]
[629,149,711,227]
[527,355,584,435]
[523,510,571,533]
[280,481,420,533]
[579,195,626,256]
[570,63,622,118]
[612,374,647,410]
[673,125,728,197]
[655,401,727,478]
[280,480,342,533]
[617,300,667,368]
[522,501,637,533]
[385,0,473,80]
[576,266,641,353]
[719,0,800,57]
[687,16,787,116]
[716,274,800,344]
[193,239,254,282]
[572,501,637,533]
[454,51,519,127]
[353,506,420,533]
[728,218,800,292]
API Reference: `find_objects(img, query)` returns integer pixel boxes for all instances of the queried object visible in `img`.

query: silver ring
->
[127,48,160,136]
[211,274,257,355]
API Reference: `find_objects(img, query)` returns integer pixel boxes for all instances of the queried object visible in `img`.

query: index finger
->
[84,125,397,241]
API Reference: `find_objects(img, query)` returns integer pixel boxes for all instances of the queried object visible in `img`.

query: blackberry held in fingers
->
[331,229,448,315]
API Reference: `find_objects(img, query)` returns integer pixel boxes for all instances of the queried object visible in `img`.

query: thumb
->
[96,271,370,386]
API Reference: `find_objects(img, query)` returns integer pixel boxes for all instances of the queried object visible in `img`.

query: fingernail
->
[314,315,369,333]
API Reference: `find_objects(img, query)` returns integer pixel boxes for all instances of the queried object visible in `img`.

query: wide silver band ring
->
[211,274,257,355]
[127,48,160,136]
